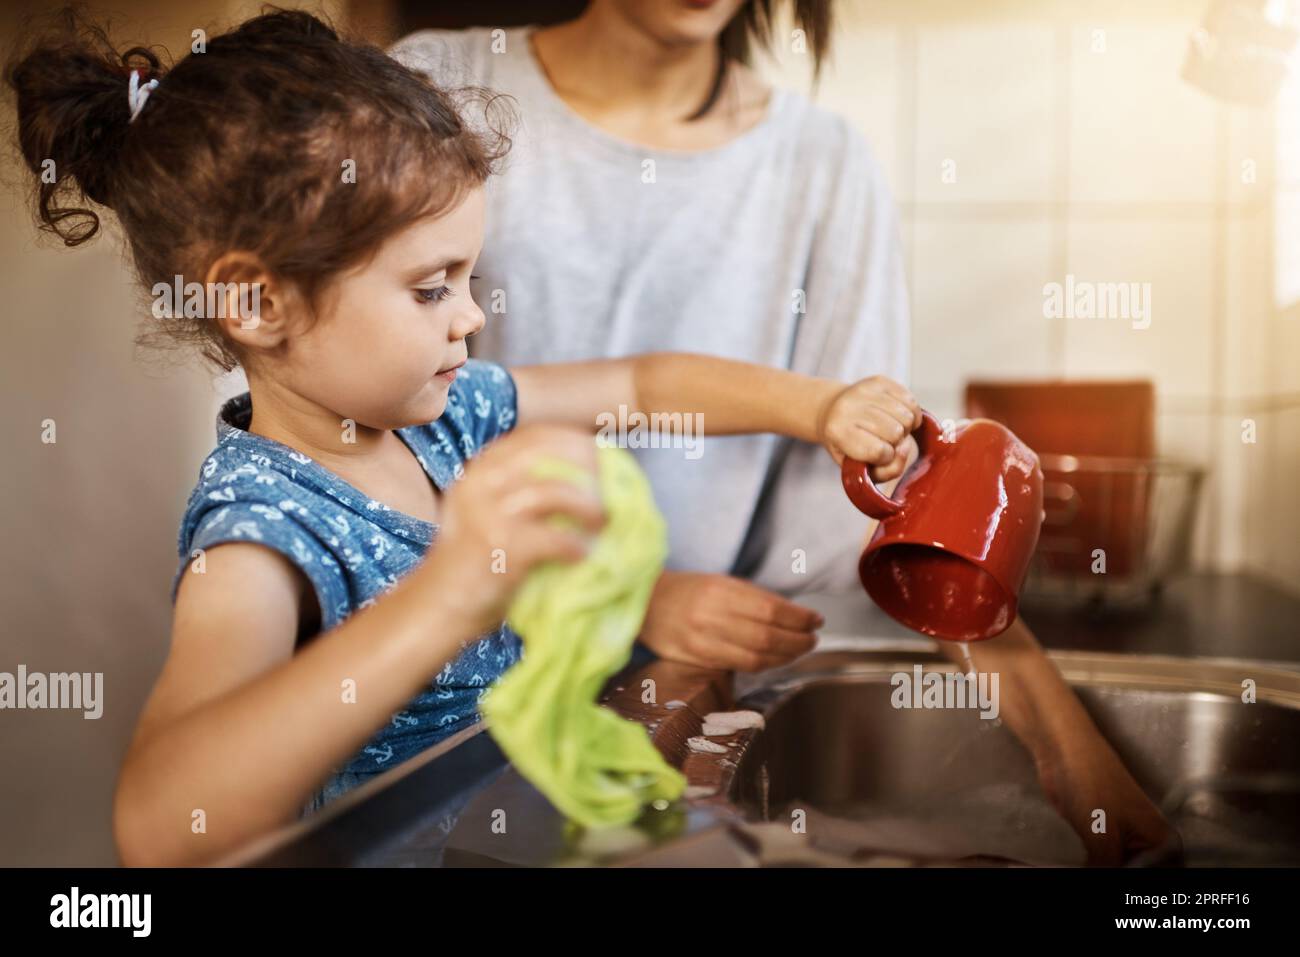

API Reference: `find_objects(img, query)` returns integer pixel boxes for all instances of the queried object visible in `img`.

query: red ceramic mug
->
[840,410,1045,641]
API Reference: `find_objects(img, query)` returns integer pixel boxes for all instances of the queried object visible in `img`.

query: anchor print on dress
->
[229,521,263,541]
[433,661,456,701]
[434,429,455,459]
[279,499,311,519]
[447,392,467,426]
[290,538,313,565]
[219,463,259,484]
[363,742,395,765]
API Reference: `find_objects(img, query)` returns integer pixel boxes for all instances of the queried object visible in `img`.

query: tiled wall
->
[762,0,1297,594]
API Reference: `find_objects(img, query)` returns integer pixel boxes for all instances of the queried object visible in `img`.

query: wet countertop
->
[233,572,1299,866]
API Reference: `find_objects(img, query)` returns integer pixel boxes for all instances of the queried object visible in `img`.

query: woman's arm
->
[512,352,922,472]
[938,619,1173,864]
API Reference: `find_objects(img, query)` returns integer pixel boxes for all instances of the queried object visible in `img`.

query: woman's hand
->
[815,374,922,483]
[423,424,607,633]
[1035,734,1177,866]
[638,571,822,671]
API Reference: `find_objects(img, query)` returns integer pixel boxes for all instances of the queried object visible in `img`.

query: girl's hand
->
[421,424,607,633]
[816,375,922,482]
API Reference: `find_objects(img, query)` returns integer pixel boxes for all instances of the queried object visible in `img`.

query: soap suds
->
[701,710,766,736]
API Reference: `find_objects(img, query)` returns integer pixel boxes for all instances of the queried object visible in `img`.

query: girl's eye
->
[414,286,454,304]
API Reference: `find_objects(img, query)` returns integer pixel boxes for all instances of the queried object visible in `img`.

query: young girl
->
[8,10,920,866]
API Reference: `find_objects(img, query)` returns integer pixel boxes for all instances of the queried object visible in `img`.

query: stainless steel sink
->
[716,649,1300,866]
[232,648,1300,867]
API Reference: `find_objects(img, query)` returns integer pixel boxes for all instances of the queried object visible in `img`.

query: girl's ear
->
[204,251,301,354]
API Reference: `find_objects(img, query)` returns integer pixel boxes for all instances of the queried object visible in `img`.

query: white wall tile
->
[1226,104,1274,206]
[1253,407,1300,594]
[1223,211,1275,400]
[1211,412,1249,570]
[911,221,1056,392]
[915,24,1057,203]
[1061,221,1214,398]
[1154,411,1214,570]
[1239,408,1274,578]
[1069,24,1219,204]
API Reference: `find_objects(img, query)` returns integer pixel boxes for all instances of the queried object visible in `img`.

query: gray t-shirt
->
[392,26,910,593]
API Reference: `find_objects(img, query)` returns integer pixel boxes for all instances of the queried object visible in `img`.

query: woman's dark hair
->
[694,0,834,120]
[5,6,512,370]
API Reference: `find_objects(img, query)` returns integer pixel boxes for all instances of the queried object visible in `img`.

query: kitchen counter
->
[233,572,1299,866]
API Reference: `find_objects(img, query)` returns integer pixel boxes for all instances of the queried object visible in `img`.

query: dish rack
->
[1023,452,1207,606]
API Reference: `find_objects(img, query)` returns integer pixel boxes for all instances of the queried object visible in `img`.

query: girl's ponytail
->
[6,7,165,245]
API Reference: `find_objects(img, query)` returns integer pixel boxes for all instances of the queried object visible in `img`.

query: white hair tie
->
[127,69,159,123]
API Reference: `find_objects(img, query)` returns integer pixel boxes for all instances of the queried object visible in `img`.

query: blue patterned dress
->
[172,359,522,815]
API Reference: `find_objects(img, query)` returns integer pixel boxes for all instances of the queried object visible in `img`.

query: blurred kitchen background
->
[1,0,1297,865]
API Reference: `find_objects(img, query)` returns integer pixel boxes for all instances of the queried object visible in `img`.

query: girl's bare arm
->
[115,424,604,867]
[114,541,483,867]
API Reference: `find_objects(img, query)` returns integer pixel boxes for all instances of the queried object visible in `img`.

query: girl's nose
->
[452,301,486,340]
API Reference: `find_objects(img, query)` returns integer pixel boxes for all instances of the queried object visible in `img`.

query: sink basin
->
[710,650,1300,866]
[230,648,1300,867]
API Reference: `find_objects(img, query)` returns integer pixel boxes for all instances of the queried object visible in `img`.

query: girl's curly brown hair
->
[6,6,513,370]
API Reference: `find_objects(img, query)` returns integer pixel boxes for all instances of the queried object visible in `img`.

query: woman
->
[393,0,1172,862]
[394,0,906,671]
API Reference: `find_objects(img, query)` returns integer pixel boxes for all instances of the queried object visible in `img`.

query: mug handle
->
[840,409,944,520]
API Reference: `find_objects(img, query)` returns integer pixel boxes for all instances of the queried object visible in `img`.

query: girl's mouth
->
[435,359,466,384]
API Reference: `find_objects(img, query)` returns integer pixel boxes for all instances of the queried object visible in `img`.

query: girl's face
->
[275,186,487,432]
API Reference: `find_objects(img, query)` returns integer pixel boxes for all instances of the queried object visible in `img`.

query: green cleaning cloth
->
[480,444,686,828]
